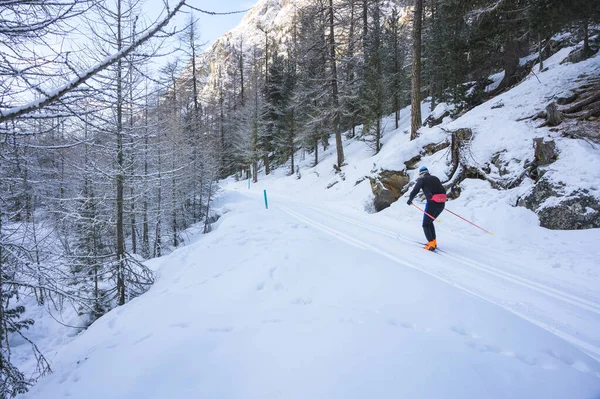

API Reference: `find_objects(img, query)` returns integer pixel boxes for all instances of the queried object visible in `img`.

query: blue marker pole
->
[263,190,269,209]
[248,177,251,189]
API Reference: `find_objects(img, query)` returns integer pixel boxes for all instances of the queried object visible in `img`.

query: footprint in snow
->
[170,322,191,329]
[207,327,233,333]
[292,297,312,305]
[134,334,153,345]
[59,372,70,384]
[515,352,538,366]
[262,319,282,324]
[399,321,416,330]
[546,350,592,374]
[256,282,265,291]
[269,267,277,279]
[480,344,502,354]
[450,325,480,339]
[387,319,415,330]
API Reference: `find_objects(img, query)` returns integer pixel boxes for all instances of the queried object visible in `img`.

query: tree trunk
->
[410,0,423,140]
[264,154,270,175]
[583,19,591,56]
[128,61,136,255]
[538,34,544,72]
[115,0,126,306]
[329,0,344,168]
[496,39,520,92]
[154,147,162,258]
[362,0,368,52]
[172,149,178,248]
[429,0,438,110]
[142,98,149,257]
[203,179,213,234]
[130,187,136,254]
[220,92,226,175]
[290,109,295,175]
[376,117,381,153]
[393,11,400,130]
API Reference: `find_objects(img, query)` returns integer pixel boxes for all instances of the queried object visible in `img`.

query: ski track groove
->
[299,202,600,315]
[276,203,600,361]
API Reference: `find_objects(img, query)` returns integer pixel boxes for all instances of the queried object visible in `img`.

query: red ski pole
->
[445,208,493,235]
[411,203,440,222]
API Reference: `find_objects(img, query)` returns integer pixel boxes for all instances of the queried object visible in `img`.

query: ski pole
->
[411,203,440,222]
[445,208,493,235]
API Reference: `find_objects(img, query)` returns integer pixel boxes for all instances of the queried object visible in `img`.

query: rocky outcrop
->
[518,179,600,230]
[538,194,600,230]
[533,138,558,166]
[369,170,410,212]
[527,138,558,181]
[424,109,450,127]
[518,179,562,211]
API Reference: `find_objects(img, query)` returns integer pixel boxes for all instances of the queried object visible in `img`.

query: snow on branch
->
[0,0,187,124]
[183,4,251,15]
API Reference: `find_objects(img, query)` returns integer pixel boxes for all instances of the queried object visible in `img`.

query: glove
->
[407,199,412,205]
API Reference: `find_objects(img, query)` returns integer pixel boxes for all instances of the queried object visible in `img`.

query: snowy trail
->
[298,201,600,314]
[271,193,600,361]
[20,191,600,399]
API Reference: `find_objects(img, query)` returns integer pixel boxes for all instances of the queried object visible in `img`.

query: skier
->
[406,166,447,251]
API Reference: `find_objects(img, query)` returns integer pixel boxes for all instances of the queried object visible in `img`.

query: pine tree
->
[411,0,424,140]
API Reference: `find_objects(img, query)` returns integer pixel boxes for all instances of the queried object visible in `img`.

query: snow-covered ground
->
[19,40,600,399]
[19,187,600,399]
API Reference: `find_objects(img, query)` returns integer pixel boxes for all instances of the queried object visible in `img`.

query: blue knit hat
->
[419,166,429,175]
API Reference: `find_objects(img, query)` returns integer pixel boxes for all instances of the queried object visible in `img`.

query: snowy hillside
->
[17,36,600,398]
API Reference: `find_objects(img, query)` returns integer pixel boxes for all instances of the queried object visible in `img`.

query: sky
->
[138,0,257,71]
[189,1,256,48]
[152,0,256,50]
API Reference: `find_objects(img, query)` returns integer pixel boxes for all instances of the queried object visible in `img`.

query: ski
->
[418,242,445,253]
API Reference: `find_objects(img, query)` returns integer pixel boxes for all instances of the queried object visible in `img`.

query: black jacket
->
[408,173,446,203]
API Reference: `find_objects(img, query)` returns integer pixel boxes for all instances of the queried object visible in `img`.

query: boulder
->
[424,111,449,127]
[378,170,410,195]
[518,179,562,211]
[369,170,410,212]
[423,141,450,154]
[372,187,399,212]
[518,179,600,230]
[404,155,421,170]
[537,194,600,230]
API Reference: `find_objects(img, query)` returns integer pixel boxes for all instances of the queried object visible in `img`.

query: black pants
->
[422,201,445,242]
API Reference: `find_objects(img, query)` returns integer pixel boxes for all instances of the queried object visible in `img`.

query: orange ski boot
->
[424,240,436,251]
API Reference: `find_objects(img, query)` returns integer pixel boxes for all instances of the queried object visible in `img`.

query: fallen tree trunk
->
[560,92,600,114]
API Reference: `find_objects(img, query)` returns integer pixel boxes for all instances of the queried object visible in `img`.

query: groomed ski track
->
[265,192,600,362]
